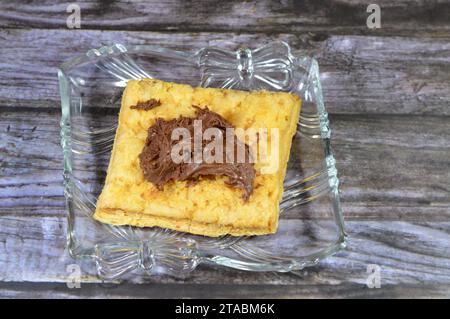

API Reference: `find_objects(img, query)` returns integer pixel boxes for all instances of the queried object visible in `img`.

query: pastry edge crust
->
[94,208,278,237]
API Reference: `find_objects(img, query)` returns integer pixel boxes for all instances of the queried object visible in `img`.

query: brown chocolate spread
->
[130,99,162,111]
[138,106,255,201]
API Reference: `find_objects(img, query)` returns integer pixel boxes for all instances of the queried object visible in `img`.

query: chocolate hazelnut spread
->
[130,99,161,111]
[139,106,255,201]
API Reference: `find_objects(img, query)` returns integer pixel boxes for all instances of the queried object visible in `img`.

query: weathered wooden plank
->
[331,114,450,220]
[2,282,450,299]
[1,215,450,286]
[319,37,450,115]
[1,0,449,35]
[1,110,449,220]
[1,29,450,115]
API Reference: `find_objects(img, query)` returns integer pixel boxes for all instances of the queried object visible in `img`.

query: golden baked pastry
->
[94,79,301,236]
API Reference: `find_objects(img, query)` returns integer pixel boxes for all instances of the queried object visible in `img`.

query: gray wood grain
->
[2,282,450,299]
[1,29,450,115]
[1,0,450,298]
[1,110,449,295]
[1,0,450,36]
[1,214,450,288]
[1,111,449,221]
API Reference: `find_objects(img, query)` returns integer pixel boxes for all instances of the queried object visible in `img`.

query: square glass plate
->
[59,42,346,279]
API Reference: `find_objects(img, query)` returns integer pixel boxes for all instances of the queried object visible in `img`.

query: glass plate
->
[58,41,346,279]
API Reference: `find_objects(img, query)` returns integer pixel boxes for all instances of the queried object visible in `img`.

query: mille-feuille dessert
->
[94,79,301,237]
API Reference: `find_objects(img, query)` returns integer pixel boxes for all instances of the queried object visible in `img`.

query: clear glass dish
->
[58,41,346,279]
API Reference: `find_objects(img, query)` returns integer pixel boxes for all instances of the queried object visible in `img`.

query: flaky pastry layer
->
[94,79,301,237]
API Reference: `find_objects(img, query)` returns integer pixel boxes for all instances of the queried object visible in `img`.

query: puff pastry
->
[94,79,301,236]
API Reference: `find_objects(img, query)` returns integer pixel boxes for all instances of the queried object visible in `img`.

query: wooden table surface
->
[0,0,449,298]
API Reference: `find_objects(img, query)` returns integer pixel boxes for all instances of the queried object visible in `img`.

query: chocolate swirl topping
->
[138,106,255,201]
[130,99,162,111]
